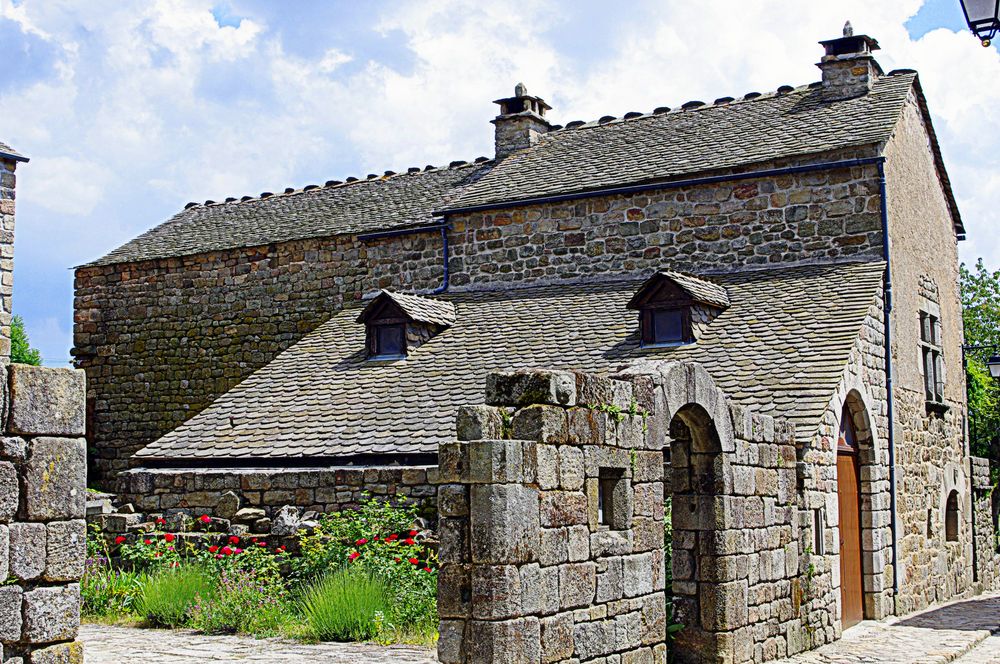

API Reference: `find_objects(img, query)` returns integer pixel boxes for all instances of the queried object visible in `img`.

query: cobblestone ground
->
[80,624,437,663]
[776,592,1000,664]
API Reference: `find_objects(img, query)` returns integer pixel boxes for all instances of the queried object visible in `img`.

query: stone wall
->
[0,157,18,361]
[970,456,999,592]
[1,364,88,664]
[117,465,438,519]
[75,149,886,486]
[438,366,812,664]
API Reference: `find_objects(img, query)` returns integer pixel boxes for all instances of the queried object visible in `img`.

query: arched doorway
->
[669,403,728,662]
[837,401,864,628]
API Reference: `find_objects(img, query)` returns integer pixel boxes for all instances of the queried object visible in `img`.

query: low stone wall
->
[0,364,87,664]
[118,465,438,519]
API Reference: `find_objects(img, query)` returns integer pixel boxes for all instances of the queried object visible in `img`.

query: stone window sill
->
[925,400,949,416]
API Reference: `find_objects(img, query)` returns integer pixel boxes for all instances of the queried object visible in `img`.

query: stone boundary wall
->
[438,366,809,664]
[117,465,438,519]
[0,157,15,361]
[1,364,87,664]
[74,149,884,487]
[971,456,1000,592]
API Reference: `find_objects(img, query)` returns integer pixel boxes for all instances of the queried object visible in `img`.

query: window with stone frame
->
[919,310,945,408]
[945,490,960,542]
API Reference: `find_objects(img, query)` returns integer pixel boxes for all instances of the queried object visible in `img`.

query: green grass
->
[300,567,391,642]
[136,565,216,627]
[81,565,146,618]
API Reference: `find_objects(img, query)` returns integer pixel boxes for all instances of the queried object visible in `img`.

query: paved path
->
[776,592,1000,664]
[80,624,436,663]
[82,592,1000,663]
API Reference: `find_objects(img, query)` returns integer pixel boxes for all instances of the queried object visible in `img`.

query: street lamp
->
[988,354,1000,380]
[960,0,1000,47]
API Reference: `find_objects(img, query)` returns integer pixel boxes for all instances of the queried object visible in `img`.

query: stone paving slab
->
[80,624,437,663]
[776,593,1000,664]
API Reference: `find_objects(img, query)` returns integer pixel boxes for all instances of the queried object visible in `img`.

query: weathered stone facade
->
[76,150,885,488]
[117,464,437,518]
[0,155,19,361]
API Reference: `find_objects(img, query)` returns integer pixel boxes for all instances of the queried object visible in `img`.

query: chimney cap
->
[494,83,552,117]
[819,24,880,58]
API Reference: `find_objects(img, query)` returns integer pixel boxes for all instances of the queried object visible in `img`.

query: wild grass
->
[299,567,391,642]
[136,565,217,627]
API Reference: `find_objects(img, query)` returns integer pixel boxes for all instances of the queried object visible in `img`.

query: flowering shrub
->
[189,565,288,636]
[82,525,145,617]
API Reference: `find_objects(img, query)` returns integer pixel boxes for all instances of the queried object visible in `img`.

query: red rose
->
[348,551,360,561]
[199,515,211,524]
[355,538,368,546]
[257,541,267,547]
[403,538,415,546]
[394,557,402,563]
[409,530,418,537]
[228,536,240,545]
[143,539,152,545]
[164,533,176,543]
[408,557,419,565]
[208,545,219,554]
[423,567,432,573]
[277,546,286,552]
[387,533,398,541]
[114,536,126,545]
[155,518,166,526]
[221,546,233,555]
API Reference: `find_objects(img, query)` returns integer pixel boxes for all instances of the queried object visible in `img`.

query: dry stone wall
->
[0,157,17,361]
[970,456,1000,592]
[75,150,886,487]
[438,366,813,664]
[0,364,87,664]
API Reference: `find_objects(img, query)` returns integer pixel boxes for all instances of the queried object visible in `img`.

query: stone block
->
[536,445,560,490]
[46,520,86,582]
[468,439,534,484]
[0,585,22,642]
[540,612,575,663]
[439,518,469,564]
[623,552,655,598]
[472,565,522,619]
[27,642,85,664]
[539,491,588,528]
[700,580,748,631]
[9,522,45,581]
[520,563,559,615]
[0,524,6,581]
[0,461,15,522]
[513,405,567,444]
[215,491,241,520]
[7,365,85,436]
[24,438,86,521]
[573,618,616,660]
[99,513,143,533]
[538,527,568,567]
[437,565,472,618]
[0,437,26,462]
[456,405,505,440]
[567,525,590,561]
[438,484,468,517]
[468,617,541,664]
[437,620,466,664]
[438,442,470,483]
[23,584,80,643]
[559,446,585,491]
[470,484,540,564]
[486,370,576,407]
[559,562,596,609]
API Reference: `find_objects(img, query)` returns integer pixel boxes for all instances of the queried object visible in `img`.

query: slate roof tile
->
[134,261,885,464]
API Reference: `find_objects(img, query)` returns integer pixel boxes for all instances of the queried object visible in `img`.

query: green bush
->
[300,567,391,641]
[137,565,216,627]
[189,566,289,635]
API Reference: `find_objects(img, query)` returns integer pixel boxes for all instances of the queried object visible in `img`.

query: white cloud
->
[0,0,999,364]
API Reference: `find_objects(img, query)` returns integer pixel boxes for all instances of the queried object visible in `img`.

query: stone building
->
[74,27,997,662]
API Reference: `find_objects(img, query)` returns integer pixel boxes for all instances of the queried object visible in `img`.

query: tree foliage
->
[961,259,1000,460]
[10,314,42,366]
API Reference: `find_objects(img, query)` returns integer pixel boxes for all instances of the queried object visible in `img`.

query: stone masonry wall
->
[75,149,885,486]
[117,465,438,520]
[1,364,88,664]
[438,366,811,664]
[0,157,17,361]
[970,456,999,592]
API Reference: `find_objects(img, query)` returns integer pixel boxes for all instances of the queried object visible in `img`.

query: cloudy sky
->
[0,0,997,365]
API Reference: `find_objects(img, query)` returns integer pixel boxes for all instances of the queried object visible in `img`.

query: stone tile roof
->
[84,161,492,267]
[0,140,28,162]
[358,291,457,327]
[441,74,916,212]
[631,271,731,309]
[134,260,885,465]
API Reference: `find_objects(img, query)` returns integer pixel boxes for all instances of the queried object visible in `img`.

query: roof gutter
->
[877,159,901,604]
[433,157,886,216]
[357,222,450,294]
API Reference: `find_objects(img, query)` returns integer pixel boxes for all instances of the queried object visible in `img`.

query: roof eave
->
[0,150,28,163]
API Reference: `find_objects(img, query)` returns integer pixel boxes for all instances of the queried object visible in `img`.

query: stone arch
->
[940,460,969,543]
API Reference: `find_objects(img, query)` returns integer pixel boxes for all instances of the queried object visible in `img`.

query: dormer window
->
[627,271,729,348]
[356,290,456,360]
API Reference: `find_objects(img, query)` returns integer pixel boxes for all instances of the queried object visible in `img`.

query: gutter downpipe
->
[877,159,901,605]
[357,222,450,294]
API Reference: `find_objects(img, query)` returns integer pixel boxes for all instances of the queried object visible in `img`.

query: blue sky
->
[0,0,998,366]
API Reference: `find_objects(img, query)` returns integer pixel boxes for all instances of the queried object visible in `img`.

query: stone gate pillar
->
[436,369,667,664]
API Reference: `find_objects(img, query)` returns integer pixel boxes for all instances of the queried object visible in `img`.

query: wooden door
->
[837,445,864,629]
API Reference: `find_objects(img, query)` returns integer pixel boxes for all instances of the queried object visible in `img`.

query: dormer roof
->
[356,290,457,327]
[627,271,730,310]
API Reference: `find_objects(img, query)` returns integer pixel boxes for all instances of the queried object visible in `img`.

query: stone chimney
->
[492,83,552,159]
[0,142,27,363]
[817,22,883,101]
